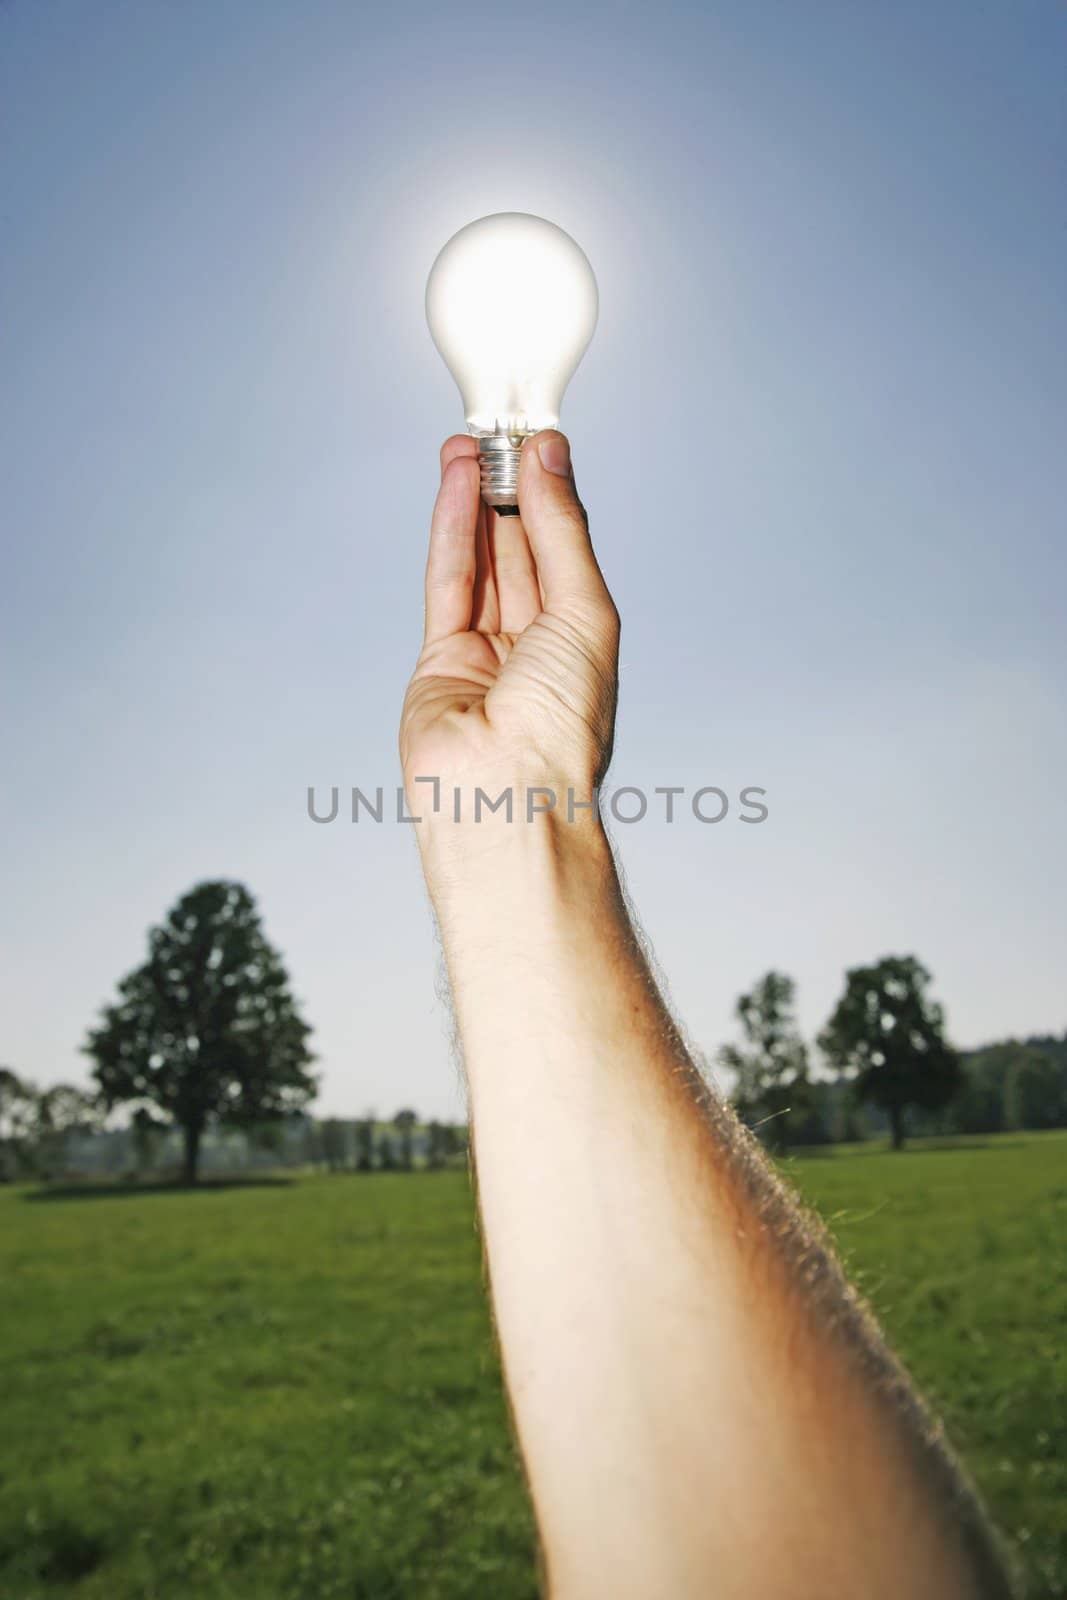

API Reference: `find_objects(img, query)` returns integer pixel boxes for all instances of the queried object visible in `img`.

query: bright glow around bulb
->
[426,212,598,438]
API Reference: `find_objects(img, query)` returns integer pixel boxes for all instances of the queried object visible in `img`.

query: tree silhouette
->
[354,1119,375,1172]
[393,1109,417,1170]
[321,1118,347,1172]
[1005,1047,1066,1130]
[33,1084,101,1179]
[131,1106,167,1176]
[719,972,810,1153]
[445,1122,469,1161]
[84,881,315,1184]
[0,1068,38,1180]
[818,955,960,1150]
[426,1120,447,1168]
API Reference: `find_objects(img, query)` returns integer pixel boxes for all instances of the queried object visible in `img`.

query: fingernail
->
[537,435,571,477]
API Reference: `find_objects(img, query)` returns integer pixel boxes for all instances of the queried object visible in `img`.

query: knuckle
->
[564,591,621,654]
[597,598,622,653]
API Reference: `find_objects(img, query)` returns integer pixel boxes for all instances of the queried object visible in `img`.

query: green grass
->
[1,1133,1064,1598]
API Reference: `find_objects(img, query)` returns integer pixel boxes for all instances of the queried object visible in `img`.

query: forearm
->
[426,808,1011,1600]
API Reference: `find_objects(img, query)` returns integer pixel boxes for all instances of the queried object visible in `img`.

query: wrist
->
[421,800,652,1106]
[418,794,616,947]
[411,765,603,863]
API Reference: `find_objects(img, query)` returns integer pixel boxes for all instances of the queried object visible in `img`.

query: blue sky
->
[2,0,1064,1118]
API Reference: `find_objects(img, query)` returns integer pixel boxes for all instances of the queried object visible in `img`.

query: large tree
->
[719,971,810,1152]
[84,881,316,1183]
[818,955,960,1150]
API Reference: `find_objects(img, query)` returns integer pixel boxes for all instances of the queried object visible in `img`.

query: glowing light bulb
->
[426,212,598,514]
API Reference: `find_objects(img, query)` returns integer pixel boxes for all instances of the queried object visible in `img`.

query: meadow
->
[1,1132,1064,1599]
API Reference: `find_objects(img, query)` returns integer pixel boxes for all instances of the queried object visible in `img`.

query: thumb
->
[517,431,610,611]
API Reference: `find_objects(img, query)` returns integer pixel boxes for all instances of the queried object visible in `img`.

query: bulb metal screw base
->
[477,432,529,516]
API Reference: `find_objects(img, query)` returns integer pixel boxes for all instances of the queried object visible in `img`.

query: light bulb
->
[426,212,598,514]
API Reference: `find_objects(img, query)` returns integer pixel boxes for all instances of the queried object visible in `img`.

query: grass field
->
[1,1132,1064,1599]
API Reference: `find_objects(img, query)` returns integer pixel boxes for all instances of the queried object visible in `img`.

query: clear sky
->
[3,0,1064,1119]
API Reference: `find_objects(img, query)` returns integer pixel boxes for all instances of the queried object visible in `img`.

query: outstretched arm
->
[400,432,1012,1599]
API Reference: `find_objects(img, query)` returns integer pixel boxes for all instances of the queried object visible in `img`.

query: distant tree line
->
[720,956,1067,1151]
[0,1071,102,1182]
[0,1085,468,1186]
[3,873,1064,1183]
[1,880,469,1186]
[313,1113,468,1173]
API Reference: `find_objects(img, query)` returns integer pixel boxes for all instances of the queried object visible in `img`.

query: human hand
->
[399,431,619,849]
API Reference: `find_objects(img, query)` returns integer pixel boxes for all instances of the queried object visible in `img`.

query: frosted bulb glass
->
[426,212,598,513]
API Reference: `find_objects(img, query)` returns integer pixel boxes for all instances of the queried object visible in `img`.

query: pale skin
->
[400,431,1014,1599]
